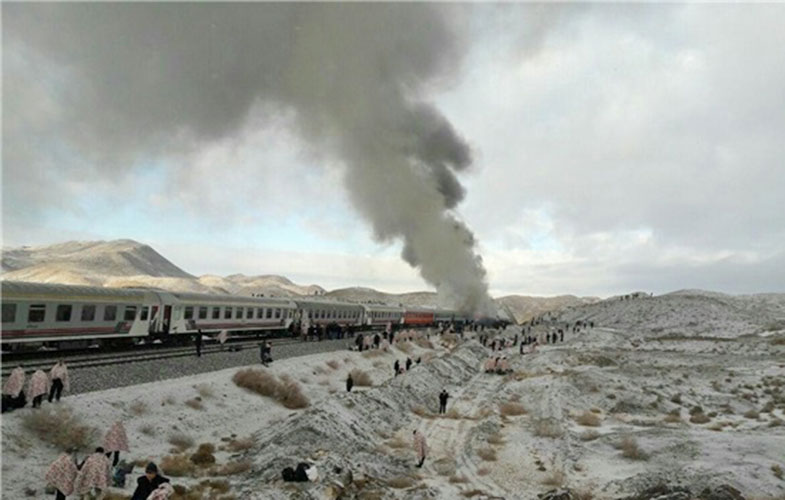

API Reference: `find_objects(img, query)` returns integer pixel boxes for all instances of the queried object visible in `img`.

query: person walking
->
[74,447,111,499]
[46,450,79,500]
[103,421,129,467]
[29,369,49,408]
[438,389,450,414]
[346,373,354,393]
[413,430,428,468]
[48,361,69,403]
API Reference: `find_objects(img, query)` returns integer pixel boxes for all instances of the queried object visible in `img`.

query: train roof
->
[292,298,364,308]
[1,280,148,298]
[166,290,296,306]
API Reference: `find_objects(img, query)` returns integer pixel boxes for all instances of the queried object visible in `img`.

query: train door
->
[163,305,171,334]
[149,305,160,334]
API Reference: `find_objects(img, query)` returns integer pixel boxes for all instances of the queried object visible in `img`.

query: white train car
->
[292,299,364,329]
[154,291,297,336]
[362,304,404,328]
[1,281,159,349]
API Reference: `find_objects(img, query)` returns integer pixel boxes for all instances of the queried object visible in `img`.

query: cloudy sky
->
[3,3,784,298]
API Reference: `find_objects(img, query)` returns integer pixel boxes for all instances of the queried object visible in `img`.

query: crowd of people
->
[2,360,70,413]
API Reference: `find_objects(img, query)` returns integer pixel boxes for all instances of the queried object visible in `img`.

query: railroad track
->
[0,337,305,377]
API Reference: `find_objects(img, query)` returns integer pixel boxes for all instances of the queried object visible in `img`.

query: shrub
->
[617,435,648,460]
[351,369,373,387]
[362,349,385,358]
[533,419,564,438]
[449,474,469,483]
[185,398,204,410]
[190,443,216,466]
[22,407,97,452]
[386,476,415,489]
[168,432,195,451]
[689,405,704,415]
[477,467,490,476]
[744,409,760,419]
[476,447,497,461]
[499,402,527,417]
[772,464,784,480]
[326,360,340,370]
[575,411,602,427]
[411,406,434,419]
[161,454,195,477]
[129,400,148,416]
[486,433,505,445]
[433,457,457,476]
[541,468,565,486]
[461,490,488,498]
[670,393,682,404]
[195,384,214,398]
[396,342,414,354]
[690,413,711,424]
[579,430,600,441]
[232,369,309,409]
[226,437,255,452]
[212,460,251,476]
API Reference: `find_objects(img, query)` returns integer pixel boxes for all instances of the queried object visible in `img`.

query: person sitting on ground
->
[112,460,134,488]
[131,462,170,500]
[2,366,27,412]
[346,373,354,393]
[29,369,49,408]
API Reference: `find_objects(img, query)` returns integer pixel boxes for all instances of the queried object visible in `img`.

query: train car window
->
[256,308,263,319]
[246,308,253,319]
[212,307,220,319]
[184,306,194,320]
[199,306,208,319]
[140,306,149,321]
[81,305,96,321]
[224,307,233,319]
[2,303,17,323]
[275,308,281,319]
[104,305,117,321]
[266,308,273,319]
[124,306,137,321]
[28,304,46,322]
[56,304,73,322]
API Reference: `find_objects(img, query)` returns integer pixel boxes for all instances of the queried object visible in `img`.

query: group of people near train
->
[44,419,172,499]
[2,360,70,413]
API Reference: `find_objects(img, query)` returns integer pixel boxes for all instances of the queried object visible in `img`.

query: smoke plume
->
[4,3,494,314]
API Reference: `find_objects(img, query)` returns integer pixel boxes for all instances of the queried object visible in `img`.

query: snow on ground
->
[3,293,785,500]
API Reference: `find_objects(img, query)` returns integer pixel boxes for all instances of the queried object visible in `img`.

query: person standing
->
[346,373,354,393]
[29,370,49,408]
[438,389,450,414]
[393,360,400,377]
[74,448,110,499]
[103,421,129,467]
[405,358,412,371]
[413,430,428,468]
[46,451,78,500]
[195,330,203,357]
[48,361,69,403]
[3,366,27,411]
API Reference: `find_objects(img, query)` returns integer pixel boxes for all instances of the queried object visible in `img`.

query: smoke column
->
[4,3,494,314]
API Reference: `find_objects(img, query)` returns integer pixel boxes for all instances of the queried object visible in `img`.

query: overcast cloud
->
[3,3,784,298]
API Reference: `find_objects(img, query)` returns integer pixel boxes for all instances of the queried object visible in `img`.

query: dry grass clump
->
[579,430,601,441]
[772,464,784,480]
[433,457,457,476]
[444,408,463,419]
[487,433,505,445]
[415,338,434,349]
[162,395,177,406]
[161,454,196,477]
[616,435,648,460]
[411,406,434,419]
[185,398,204,410]
[22,406,97,452]
[212,460,251,476]
[477,467,490,476]
[476,446,497,461]
[350,369,373,387]
[129,400,148,416]
[195,384,214,398]
[670,393,682,405]
[326,360,340,370]
[533,419,564,438]
[190,443,216,466]
[171,479,231,500]
[226,437,255,452]
[499,402,527,417]
[744,409,760,419]
[690,412,711,424]
[168,432,195,451]
[232,369,309,409]
[386,476,415,489]
[396,342,414,355]
[103,493,131,500]
[575,410,602,427]
[541,468,565,486]
[449,474,469,483]
[461,490,489,498]
[385,436,409,449]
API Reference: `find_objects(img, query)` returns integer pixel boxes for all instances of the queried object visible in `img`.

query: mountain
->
[495,294,600,323]
[325,287,441,307]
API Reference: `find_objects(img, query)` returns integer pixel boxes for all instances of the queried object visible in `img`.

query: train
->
[0,281,508,350]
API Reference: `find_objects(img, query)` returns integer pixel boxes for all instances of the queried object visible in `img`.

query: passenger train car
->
[0,280,501,351]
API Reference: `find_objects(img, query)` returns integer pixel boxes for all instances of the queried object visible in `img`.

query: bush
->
[499,402,527,417]
[396,342,414,354]
[533,419,564,438]
[575,411,602,427]
[350,369,373,387]
[185,398,204,410]
[326,360,340,370]
[689,405,704,415]
[190,443,216,466]
[744,409,760,419]
[486,433,505,445]
[232,369,309,409]
[617,435,648,460]
[690,413,711,424]
[168,432,195,451]
[476,447,497,461]
[541,468,565,486]
[161,454,195,477]
[449,474,469,483]
[670,393,682,404]
[226,437,255,452]
[22,407,97,452]
[386,476,415,489]
[579,430,600,441]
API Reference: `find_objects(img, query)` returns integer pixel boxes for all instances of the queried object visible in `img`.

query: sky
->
[3,3,784,299]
